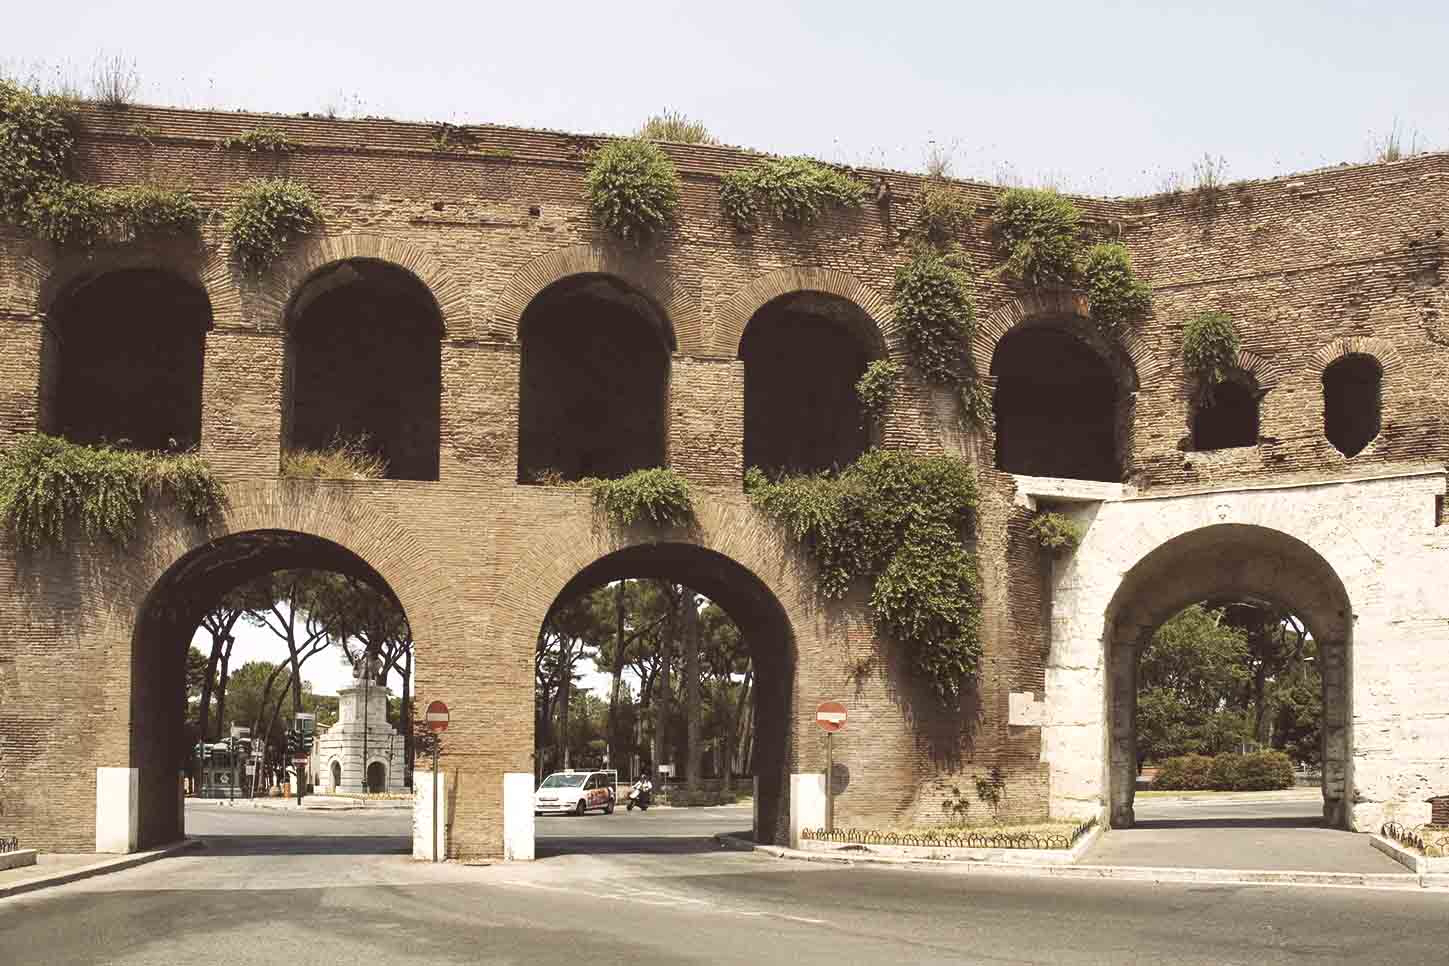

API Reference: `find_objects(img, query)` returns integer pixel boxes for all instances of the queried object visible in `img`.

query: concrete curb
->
[1370,833,1449,875]
[794,822,1103,866]
[0,839,200,901]
[715,834,1447,891]
[0,849,39,872]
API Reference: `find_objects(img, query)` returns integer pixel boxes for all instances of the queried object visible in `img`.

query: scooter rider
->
[628,771,654,810]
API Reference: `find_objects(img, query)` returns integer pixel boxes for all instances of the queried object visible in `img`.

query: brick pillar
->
[199,327,284,477]
[668,357,743,489]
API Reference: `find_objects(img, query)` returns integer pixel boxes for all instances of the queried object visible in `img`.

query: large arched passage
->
[129,529,415,849]
[1103,524,1352,829]
[286,259,443,480]
[740,291,882,477]
[991,321,1130,482]
[50,268,212,450]
[517,274,672,482]
[534,542,795,850]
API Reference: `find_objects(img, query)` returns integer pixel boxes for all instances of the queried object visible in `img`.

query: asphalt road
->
[4,814,1447,966]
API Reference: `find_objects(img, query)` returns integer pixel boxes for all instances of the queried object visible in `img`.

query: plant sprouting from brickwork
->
[745,449,982,702]
[225,178,320,272]
[1182,311,1240,395]
[892,250,976,386]
[218,127,296,153]
[636,110,717,145]
[719,156,868,231]
[1081,242,1152,332]
[1027,511,1083,553]
[855,359,901,424]
[88,53,140,109]
[280,435,387,481]
[0,79,76,221]
[584,137,681,241]
[992,187,1082,287]
[585,467,693,528]
[915,179,972,249]
[0,434,225,549]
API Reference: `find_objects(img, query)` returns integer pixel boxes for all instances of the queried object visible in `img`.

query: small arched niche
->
[991,322,1125,482]
[51,268,212,451]
[740,291,882,478]
[287,259,443,481]
[1322,353,1382,458]
[517,274,672,482]
[1192,376,1260,451]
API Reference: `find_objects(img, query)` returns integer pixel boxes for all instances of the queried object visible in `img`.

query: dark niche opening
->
[1322,354,1381,458]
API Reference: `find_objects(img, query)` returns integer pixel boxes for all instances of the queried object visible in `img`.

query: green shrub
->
[1182,311,1240,389]
[0,433,225,549]
[218,127,296,153]
[1232,751,1295,791]
[916,180,971,248]
[719,156,868,230]
[225,178,320,272]
[24,180,113,245]
[108,184,202,235]
[584,138,680,241]
[0,79,75,221]
[993,187,1082,287]
[891,250,975,385]
[635,110,716,145]
[585,467,693,527]
[1082,242,1151,332]
[1149,754,1215,790]
[1027,511,1083,552]
[1208,752,1245,791]
[855,359,900,424]
[746,448,981,701]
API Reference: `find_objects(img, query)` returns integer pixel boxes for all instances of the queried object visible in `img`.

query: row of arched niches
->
[45,260,1387,483]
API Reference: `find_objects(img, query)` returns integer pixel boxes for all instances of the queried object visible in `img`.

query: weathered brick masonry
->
[1,105,1446,856]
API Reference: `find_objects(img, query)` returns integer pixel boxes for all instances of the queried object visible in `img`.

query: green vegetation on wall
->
[854,359,901,424]
[915,179,972,249]
[719,156,868,230]
[636,110,716,145]
[585,467,693,528]
[1081,242,1151,332]
[0,80,74,220]
[891,250,976,385]
[992,187,1082,288]
[218,127,296,153]
[280,435,386,480]
[745,449,981,701]
[1026,511,1083,552]
[0,433,225,549]
[584,137,681,241]
[1182,310,1240,391]
[225,177,321,272]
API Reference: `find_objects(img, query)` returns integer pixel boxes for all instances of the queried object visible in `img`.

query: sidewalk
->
[187,795,411,811]
[0,841,197,900]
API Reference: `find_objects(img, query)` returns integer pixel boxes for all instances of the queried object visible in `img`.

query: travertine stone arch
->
[493,243,702,353]
[1310,336,1402,377]
[255,233,466,335]
[1100,523,1353,830]
[714,267,893,359]
[972,292,1160,387]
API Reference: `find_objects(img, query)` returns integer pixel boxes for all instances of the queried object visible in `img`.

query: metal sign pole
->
[825,730,834,834]
[431,738,439,863]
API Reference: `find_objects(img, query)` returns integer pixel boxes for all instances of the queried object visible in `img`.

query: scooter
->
[625,784,653,812]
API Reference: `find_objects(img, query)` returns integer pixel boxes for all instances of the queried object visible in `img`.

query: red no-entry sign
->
[816,701,847,733]
[425,700,450,732]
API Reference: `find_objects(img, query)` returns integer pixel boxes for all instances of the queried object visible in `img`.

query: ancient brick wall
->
[0,103,1445,855]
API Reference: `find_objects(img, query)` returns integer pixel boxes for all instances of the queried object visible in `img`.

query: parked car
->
[534,770,617,816]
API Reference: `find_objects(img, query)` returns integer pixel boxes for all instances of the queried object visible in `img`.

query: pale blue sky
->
[6,1,1446,194]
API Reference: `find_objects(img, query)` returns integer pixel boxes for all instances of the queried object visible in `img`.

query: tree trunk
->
[557,636,572,771]
[213,637,235,738]
[683,591,702,797]
[401,648,413,785]
[607,580,628,769]
[653,586,677,775]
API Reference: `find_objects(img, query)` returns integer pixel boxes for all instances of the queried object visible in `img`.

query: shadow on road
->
[194,835,411,856]
[534,836,731,858]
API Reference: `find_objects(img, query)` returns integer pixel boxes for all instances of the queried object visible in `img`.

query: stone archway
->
[1102,523,1353,828]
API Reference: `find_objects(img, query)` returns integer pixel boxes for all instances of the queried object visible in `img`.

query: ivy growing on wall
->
[1182,311,1240,393]
[217,127,296,153]
[993,187,1082,287]
[225,177,320,272]
[719,156,868,230]
[892,250,976,385]
[584,137,681,241]
[745,449,982,702]
[855,359,901,424]
[1081,242,1152,332]
[0,434,225,549]
[1027,511,1083,553]
[585,467,693,528]
[0,80,74,220]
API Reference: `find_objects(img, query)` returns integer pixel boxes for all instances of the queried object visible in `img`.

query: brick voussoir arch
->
[1310,336,1402,377]
[971,291,1161,387]
[253,232,466,335]
[1230,347,1283,390]
[713,267,894,359]
[34,244,240,327]
[492,243,702,354]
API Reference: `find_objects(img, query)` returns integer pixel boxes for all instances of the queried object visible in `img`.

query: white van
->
[534,770,617,816]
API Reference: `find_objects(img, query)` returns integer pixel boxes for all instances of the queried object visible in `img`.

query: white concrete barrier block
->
[96,767,139,853]
[789,773,826,850]
[503,773,535,861]
[413,770,448,861]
